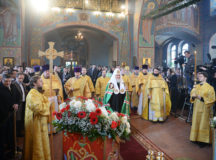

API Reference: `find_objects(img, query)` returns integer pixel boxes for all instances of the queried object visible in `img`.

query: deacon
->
[64,67,91,98]
[129,66,139,114]
[82,67,95,97]
[136,65,150,119]
[190,72,215,147]
[95,69,110,101]
[24,76,51,160]
[103,68,130,115]
[146,67,171,122]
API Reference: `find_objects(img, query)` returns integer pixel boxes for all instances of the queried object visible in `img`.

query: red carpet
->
[120,136,148,160]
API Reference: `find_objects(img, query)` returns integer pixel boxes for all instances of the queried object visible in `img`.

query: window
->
[182,43,189,55]
[170,45,176,67]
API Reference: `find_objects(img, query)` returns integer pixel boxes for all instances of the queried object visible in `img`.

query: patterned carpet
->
[131,125,173,160]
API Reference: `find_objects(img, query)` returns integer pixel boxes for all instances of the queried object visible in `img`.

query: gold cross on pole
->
[38,41,64,160]
[38,41,64,73]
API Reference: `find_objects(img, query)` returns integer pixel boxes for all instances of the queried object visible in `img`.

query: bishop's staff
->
[38,42,64,160]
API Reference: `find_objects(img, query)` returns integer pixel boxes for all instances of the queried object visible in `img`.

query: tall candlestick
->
[194,50,197,84]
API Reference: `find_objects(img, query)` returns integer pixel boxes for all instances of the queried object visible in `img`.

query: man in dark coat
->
[87,65,98,86]
[0,74,19,159]
[13,73,27,136]
[184,51,195,91]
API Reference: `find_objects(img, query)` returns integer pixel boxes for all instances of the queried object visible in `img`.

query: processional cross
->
[38,41,64,160]
[39,41,64,73]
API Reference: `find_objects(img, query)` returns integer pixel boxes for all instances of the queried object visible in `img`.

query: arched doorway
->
[42,25,118,67]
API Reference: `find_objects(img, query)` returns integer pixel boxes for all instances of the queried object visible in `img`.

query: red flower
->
[118,113,125,117]
[117,120,121,126]
[56,113,62,120]
[77,111,86,119]
[111,121,118,129]
[66,105,70,110]
[95,108,102,116]
[107,110,111,114]
[52,111,57,116]
[90,117,98,125]
[77,96,88,100]
[68,111,72,117]
[64,98,70,102]
[60,108,66,113]
[95,103,98,108]
[92,98,103,106]
[89,112,97,118]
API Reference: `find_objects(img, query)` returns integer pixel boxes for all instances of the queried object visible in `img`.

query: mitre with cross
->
[38,41,64,73]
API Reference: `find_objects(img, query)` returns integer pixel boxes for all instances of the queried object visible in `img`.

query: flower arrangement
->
[52,97,131,141]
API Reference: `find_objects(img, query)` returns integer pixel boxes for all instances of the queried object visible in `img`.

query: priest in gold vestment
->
[190,72,215,145]
[41,65,63,102]
[146,67,171,122]
[24,76,51,160]
[95,69,110,101]
[82,67,95,98]
[64,67,91,98]
[129,66,139,114]
[121,68,132,93]
[136,65,150,118]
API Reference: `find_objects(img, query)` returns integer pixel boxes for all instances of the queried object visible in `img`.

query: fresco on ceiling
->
[155,2,199,34]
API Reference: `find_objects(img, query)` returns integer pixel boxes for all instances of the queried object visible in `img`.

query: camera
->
[174,53,186,66]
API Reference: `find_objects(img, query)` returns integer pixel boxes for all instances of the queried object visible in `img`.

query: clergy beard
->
[143,73,147,75]
[116,79,121,83]
[153,73,159,77]
[37,87,44,93]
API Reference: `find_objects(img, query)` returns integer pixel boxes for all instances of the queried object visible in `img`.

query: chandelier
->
[75,31,84,40]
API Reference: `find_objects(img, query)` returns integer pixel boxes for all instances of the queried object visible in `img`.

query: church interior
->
[1,0,216,160]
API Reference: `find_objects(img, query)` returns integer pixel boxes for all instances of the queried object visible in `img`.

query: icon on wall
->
[143,58,151,67]
[3,57,14,67]
[31,59,40,66]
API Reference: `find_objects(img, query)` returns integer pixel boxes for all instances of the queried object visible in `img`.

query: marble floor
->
[130,115,212,160]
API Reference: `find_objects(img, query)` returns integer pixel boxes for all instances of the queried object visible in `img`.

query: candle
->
[194,50,197,84]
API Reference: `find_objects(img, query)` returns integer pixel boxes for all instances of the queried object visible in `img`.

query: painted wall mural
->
[133,0,143,63]
[137,0,159,67]
[0,0,21,66]
[155,4,199,34]
[139,1,157,47]
[0,47,21,65]
[29,9,130,65]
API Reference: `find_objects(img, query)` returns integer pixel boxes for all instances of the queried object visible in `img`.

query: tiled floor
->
[131,115,212,160]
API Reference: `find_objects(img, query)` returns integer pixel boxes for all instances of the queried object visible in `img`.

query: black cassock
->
[108,83,125,113]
